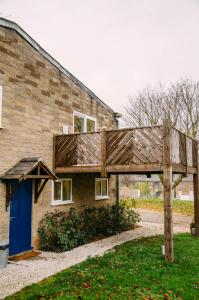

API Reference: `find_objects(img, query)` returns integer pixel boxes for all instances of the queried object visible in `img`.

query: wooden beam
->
[23,175,52,179]
[193,142,199,236]
[56,165,101,173]
[106,163,163,173]
[5,182,11,211]
[101,127,107,177]
[5,182,19,211]
[34,179,48,203]
[172,164,197,174]
[163,119,174,262]
[185,136,188,177]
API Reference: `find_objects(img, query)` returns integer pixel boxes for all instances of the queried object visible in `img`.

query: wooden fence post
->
[163,119,174,262]
[193,142,199,236]
[101,127,107,177]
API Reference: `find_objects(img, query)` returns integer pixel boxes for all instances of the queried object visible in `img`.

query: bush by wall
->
[38,204,140,252]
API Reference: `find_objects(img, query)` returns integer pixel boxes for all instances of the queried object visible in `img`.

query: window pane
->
[74,115,84,133]
[63,180,71,201]
[87,119,95,132]
[101,179,108,196]
[96,180,101,196]
[54,181,61,201]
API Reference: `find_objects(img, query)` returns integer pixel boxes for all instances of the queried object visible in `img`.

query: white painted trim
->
[95,196,110,201]
[95,178,109,200]
[73,111,97,133]
[51,201,74,206]
[51,179,73,206]
[0,85,3,128]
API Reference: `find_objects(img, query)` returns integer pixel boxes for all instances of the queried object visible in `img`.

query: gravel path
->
[0,212,190,299]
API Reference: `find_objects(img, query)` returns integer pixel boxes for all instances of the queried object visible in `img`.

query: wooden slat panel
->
[55,135,78,167]
[187,137,193,167]
[77,133,101,165]
[192,140,198,168]
[106,127,163,166]
[179,132,187,165]
[171,129,180,164]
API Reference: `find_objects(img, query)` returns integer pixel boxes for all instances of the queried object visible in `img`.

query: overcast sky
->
[1,0,199,112]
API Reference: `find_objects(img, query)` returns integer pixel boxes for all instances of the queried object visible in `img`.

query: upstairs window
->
[0,85,2,127]
[95,178,109,200]
[74,112,96,133]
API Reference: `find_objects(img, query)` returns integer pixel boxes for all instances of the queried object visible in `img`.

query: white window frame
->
[52,179,73,206]
[73,111,97,133]
[95,178,109,200]
[0,85,3,128]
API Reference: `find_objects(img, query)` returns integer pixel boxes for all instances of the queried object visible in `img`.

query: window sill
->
[95,196,110,201]
[0,126,4,129]
[51,201,74,206]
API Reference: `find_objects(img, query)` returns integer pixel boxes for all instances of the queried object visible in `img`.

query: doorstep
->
[9,250,41,262]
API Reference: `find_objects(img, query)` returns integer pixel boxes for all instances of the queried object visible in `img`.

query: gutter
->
[0,18,115,115]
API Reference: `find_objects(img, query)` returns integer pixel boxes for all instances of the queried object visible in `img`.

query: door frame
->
[9,179,33,256]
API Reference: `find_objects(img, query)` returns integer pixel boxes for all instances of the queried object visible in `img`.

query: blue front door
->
[9,180,32,256]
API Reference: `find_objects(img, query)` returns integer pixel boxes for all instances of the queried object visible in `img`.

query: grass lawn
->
[6,233,199,300]
[124,198,194,216]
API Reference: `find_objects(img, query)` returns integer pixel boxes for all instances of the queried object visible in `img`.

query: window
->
[95,178,109,200]
[52,179,73,205]
[0,85,2,127]
[74,111,96,133]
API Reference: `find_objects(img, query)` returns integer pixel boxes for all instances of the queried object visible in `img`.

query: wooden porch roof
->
[2,157,56,181]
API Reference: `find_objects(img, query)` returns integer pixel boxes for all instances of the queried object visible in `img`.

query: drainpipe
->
[114,113,122,206]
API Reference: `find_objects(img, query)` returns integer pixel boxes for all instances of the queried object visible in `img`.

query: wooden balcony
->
[54,120,199,262]
[54,122,198,176]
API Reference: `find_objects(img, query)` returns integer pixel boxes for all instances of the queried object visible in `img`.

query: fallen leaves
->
[82,282,92,289]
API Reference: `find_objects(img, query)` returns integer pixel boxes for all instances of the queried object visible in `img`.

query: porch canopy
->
[1,157,56,208]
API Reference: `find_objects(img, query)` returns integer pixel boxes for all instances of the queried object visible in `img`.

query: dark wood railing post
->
[163,119,174,262]
[101,127,107,177]
[193,142,199,236]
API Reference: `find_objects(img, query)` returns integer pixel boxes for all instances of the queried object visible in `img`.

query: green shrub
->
[38,204,140,252]
[38,209,87,252]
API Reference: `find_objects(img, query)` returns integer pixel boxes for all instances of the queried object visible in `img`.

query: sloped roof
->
[1,157,56,180]
[0,18,115,115]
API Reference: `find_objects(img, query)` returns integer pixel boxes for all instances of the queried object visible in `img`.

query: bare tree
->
[124,78,199,138]
[124,78,199,190]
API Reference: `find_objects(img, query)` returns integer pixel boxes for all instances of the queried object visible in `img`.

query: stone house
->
[0,18,118,256]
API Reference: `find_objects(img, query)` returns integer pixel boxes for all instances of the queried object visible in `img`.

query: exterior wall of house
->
[0,26,117,248]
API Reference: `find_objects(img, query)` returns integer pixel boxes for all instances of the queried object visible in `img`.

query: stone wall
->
[0,26,117,247]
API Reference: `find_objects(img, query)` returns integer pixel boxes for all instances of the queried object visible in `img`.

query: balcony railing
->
[54,123,198,175]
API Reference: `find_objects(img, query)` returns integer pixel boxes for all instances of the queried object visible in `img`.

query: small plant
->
[38,204,140,252]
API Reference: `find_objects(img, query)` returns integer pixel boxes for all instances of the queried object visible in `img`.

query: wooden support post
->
[163,119,174,262]
[193,142,199,236]
[185,136,188,177]
[34,179,48,203]
[5,182,11,211]
[101,127,107,177]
